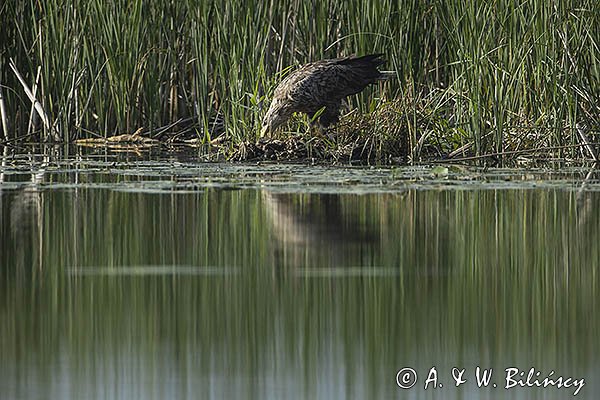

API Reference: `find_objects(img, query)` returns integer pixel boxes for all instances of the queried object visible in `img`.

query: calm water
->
[1,149,599,399]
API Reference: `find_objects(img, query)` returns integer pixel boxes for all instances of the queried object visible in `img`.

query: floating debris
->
[75,128,159,148]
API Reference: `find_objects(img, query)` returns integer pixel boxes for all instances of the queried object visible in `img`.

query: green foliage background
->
[1,0,598,156]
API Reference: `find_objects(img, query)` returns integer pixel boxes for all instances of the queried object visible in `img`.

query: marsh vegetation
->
[1,1,598,162]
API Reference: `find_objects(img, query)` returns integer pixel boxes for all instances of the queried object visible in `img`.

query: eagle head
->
[260,98,293,137]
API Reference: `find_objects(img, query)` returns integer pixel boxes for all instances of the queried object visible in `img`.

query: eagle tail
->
[377,71,397,80]
[339,53,385,66]
[339,54,395,81]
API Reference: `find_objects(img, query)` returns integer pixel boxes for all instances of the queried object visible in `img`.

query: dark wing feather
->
[274,54,386,115]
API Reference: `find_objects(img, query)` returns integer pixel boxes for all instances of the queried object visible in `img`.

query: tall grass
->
[0,0,598,158]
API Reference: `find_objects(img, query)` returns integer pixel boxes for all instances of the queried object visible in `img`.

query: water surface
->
[1,149,599,399]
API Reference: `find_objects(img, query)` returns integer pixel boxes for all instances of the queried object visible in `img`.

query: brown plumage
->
[261,54,393,137]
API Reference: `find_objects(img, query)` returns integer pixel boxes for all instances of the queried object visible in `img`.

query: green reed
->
[0,0,598,158]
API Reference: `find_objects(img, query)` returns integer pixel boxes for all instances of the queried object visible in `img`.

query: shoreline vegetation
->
[1,1,598,163]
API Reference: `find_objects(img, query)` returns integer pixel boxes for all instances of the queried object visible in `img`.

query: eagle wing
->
[274,55,385,115]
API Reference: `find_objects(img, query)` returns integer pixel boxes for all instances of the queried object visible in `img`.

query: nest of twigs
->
[231,101,410,163]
